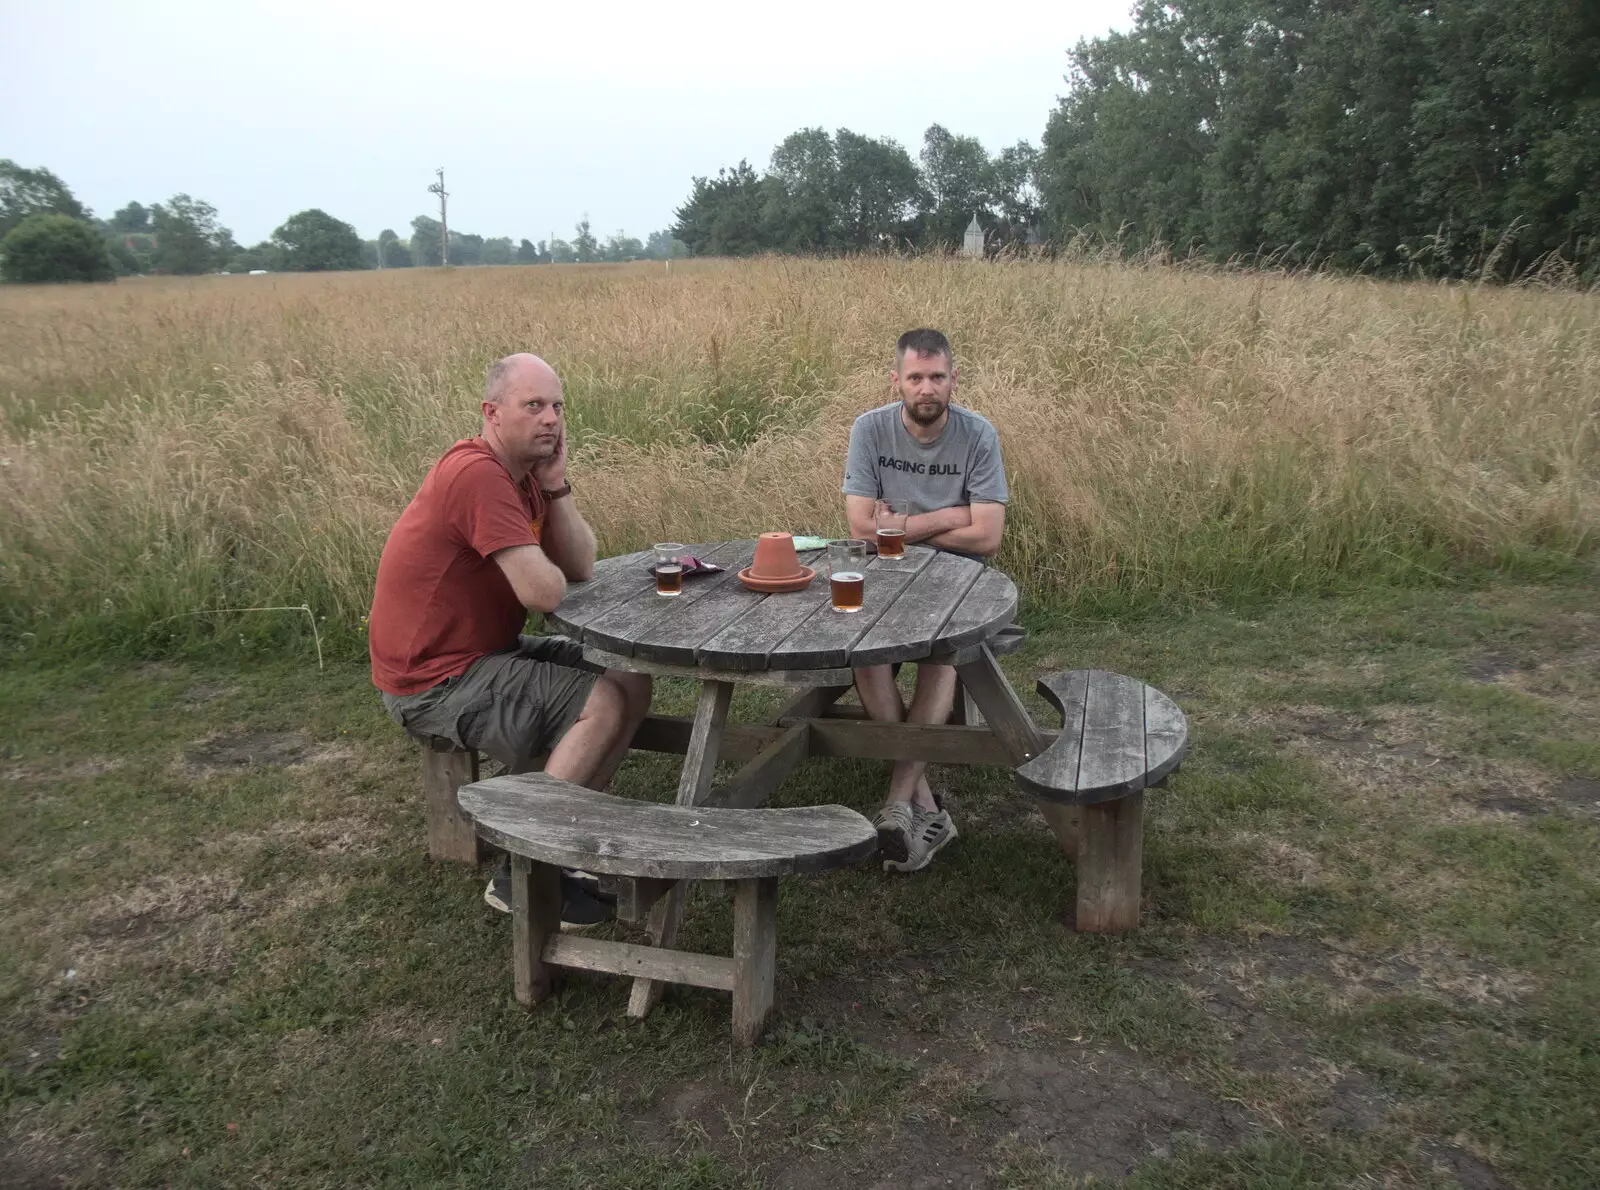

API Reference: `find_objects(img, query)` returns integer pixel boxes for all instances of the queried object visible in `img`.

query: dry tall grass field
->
[1,258,1595,652]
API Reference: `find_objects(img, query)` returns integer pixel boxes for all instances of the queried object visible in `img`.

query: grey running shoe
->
[873,800,915,865]
[885,798,958,873]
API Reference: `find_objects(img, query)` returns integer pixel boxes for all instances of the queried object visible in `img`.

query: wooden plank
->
[545,548,659,634]
[804,718,1045,766]
[1144,684,1188,786]
[574,541,749,657]
[588,648,854,688]
[955,645,1050,765]
[1014,670,1090,802]
[542,933,736,991]
[732,876,779,1047]
[764,555,932,670]
[677,680,734,807]
[695,579,834,671]
[614,876,674,925]
[511,855,563,1005]
[708,722,811,810]
[624,544,824,666]
[848,551,986,668]
[1037,800,1081,857]
[1075,792,1143,932]
[1076,670,1149,798]
[459,777,878,879]
[629,714,784,762]
[630,886,685,1020]
[422,748,483,864]
[772,685,851,723]
[928,568,1019,657]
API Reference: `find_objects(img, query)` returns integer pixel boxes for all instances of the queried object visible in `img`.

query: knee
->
[609,670,652,719]
[585,675,630,730]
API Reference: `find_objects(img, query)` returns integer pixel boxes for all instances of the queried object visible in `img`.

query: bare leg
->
[543,674,644,790]
[587,670,652,790]
[854,663,958,810]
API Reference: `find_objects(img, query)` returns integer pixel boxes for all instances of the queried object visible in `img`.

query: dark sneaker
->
[873,801,915,865]
[483,856,616,931]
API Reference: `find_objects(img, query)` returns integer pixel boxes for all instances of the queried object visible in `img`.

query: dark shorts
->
[382,635,600,771]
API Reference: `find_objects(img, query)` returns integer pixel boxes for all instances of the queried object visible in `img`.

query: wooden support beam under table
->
[629,679,733,1020]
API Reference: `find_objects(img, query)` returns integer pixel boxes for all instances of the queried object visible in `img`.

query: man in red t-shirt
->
[370,353,651,922]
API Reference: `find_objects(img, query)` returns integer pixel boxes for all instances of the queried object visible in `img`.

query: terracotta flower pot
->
[751,531,803,579]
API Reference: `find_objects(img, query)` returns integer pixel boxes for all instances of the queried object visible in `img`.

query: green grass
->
[3,572,1598,1187]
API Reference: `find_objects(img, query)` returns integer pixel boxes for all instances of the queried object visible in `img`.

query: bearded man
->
[841,328,1008,872]
[369,353,651,924]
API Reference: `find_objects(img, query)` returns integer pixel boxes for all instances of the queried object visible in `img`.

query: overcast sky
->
[2,0,1131,246]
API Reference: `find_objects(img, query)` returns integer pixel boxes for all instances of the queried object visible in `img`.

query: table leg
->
[953,645,1049,765]
[628,679,734,1019]
[732,876,778,1047]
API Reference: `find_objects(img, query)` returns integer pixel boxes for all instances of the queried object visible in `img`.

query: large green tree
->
[410,215,444,266]
[1,213,115,283]
[151,194,230,274]
[1039,0,1600,277]
[833,130,923,250]
[271,208,365,271]
[0,161,88,238]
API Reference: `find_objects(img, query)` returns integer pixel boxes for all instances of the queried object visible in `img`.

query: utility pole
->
[427,167,449,266]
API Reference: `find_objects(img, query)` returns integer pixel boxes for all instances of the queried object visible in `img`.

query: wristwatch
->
[540,481,573,501]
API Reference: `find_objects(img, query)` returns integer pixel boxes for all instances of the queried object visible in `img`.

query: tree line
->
[1038,0,1599,279]
[0,161,685,283]
[670,0,1596,278]
[669,125,1041,256]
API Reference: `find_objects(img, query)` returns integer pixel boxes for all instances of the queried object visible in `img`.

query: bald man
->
[369,354,652,925]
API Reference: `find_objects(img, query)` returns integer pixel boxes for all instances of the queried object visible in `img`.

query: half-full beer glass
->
[827,539,867,613]
[653,542,686,596]
[875,500,907,558]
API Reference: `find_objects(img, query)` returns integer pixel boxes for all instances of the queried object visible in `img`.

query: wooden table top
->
[547,540,1018,672]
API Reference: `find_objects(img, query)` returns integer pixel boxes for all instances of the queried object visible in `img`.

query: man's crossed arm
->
[845,495,1005,559]
[492,495,599,614]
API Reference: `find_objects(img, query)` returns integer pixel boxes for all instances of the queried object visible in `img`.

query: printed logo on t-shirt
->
[878,454,963,477]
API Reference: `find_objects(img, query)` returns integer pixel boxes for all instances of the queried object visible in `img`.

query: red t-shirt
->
[369,438,547,695]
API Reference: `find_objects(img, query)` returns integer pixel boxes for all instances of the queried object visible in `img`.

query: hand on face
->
[532,427,566,489]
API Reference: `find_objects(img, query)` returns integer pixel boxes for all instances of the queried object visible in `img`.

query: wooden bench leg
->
[511,855,563,1005]
[1037,800,1080,857]
[732,876,778,1047]
[422,748,484,864]
[1075,793,1142,932]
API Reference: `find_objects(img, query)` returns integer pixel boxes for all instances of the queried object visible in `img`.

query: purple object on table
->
[643,556,725,579]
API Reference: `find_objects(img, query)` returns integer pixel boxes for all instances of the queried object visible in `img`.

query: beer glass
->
[875,500,908,559]
[653,542,686,597]
[827,539,867,613]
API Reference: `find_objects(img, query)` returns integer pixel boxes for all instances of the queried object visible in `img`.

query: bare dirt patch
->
[184,730,352,773]
[1550,775,1600,815]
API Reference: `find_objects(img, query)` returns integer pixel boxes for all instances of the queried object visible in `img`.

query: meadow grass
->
[1,258,1595,660]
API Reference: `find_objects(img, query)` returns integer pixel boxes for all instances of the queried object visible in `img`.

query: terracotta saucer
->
[736,565,816,593]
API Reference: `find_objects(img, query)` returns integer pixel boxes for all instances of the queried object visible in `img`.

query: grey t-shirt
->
[842,402,1008,511]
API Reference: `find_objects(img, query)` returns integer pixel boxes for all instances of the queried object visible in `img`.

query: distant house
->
[961,214,985,258]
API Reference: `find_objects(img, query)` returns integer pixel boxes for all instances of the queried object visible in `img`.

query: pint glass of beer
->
[875,500,907,559]
[653,542,686,597]
[827,539,868,613]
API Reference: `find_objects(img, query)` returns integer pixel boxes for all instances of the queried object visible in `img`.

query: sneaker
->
[483,856,616,931]
[884,798,958,873]
[873,800,915,865]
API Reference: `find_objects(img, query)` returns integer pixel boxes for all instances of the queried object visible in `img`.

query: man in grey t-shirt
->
[841,328,1008,873]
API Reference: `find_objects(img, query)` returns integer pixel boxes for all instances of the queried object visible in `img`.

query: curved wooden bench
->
[458,773,876,1045]
[1014,670,1187,932]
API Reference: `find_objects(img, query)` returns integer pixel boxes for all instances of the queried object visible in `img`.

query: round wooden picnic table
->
[546,539,1052,1013]
[546,539,1019,675]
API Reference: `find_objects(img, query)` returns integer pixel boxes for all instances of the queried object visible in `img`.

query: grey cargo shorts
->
[382,635,600,772]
